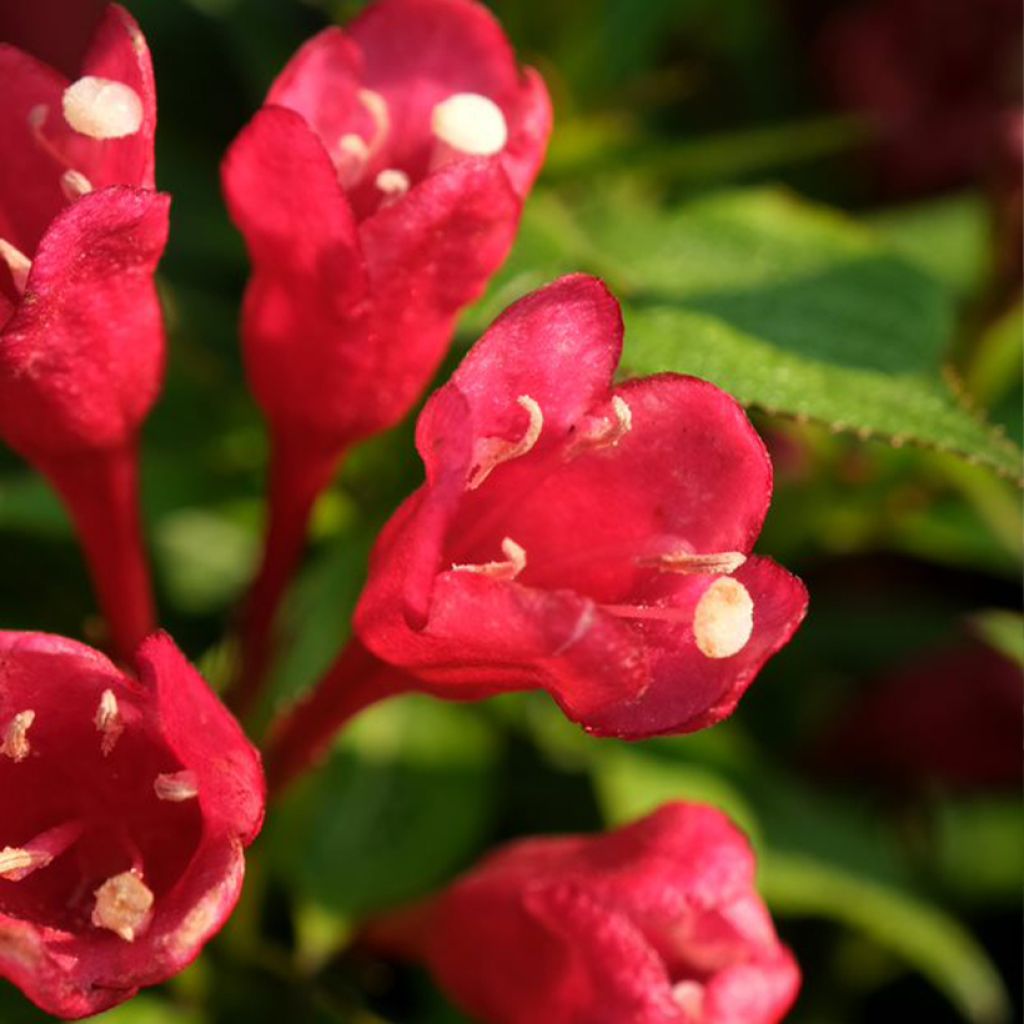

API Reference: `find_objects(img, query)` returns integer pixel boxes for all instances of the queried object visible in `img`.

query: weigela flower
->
[222,0,550,446]
[0,4,168,659]
[354,275,807,738]
[818,0,1022,195]
[817,638,1022,791]
[221,0,551,705]
[378,803,799,1024]
[0,630,264,1019]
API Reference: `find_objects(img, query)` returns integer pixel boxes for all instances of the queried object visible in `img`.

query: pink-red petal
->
[0,185,169,458]
[348,0,524,177]
[581,557,808,739]
[222,104,370,438]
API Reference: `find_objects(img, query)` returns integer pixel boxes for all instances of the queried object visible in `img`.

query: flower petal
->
[355,156,521,433]
[222,104,371,438]
[483,373,774,603]
[415,274,623,476]
[266,27,372,165]
[349,0,525,176]
[0,185,169,458]
[0,45,67,253]
[581,557,808,738]
[136,633,264,844]
[70,3,158,189]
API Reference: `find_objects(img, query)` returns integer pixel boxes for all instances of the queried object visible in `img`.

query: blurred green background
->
[0,0,1020,1021]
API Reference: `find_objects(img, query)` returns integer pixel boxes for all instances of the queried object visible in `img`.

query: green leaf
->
[470,187,1021,479]
[0,989,200,1024]
[153,505,259,615]
[969,609,1024,667]
[762,852,1011,1024]
[869,193,989,299]
[929,796,1024,906]
[269,696,500,918]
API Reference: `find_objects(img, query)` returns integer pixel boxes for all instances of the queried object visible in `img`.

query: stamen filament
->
[638,551,746,575]
[452,537,526,581]
[468,395,543,490]
[0,239,32,294]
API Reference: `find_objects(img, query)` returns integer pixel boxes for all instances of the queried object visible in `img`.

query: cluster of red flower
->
[0,2,805,1019]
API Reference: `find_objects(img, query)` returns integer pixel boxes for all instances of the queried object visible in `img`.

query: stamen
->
[0,847,52,881]
[336,133,370,189]
[375,167,410,204]
[27,104,48,131]
[95,689,124,756]
[567,395,633,458]
[154,770,199,802]
[431,93,507,156]
[639,551,746,575]
[92,870,154,942]
[451,537,526,581]
[60,169,93,201]
[358,88,390,151]
[62,76,143,139]
[692,578,754,659]
[1,711,35,762]
[672,980,706,1019]
[468,395,543,490]
[0,239,32,294]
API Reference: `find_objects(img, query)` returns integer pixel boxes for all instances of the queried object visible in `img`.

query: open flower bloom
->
[221,0,551,707]
[375,803,799,1024]
[0,631,264,1019]
[0,3,168,660]
[354,275,807,738]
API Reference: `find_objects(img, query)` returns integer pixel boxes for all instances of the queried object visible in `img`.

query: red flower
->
[0,4,169,661]
[0,630,264,1019]
[352,275,806,739]
[221,0,551,706]
[818,0,1022,196]
[373,803,799,1024]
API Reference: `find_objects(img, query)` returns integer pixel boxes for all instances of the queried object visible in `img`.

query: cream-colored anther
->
[60,169,93,201]
[0,847,52,881]
[336,133,370,188]
[92,870,154,942]
[95,689,124,756]
[62,76,143,139]
[154,770,199,802]
[451,537,526,581]
[640,551,746,576]
[0,240,31,294]
[693,578,754,659]
[375,167,410,201]
[566,395,633,457]
[431,93,507,155]
[672,980,706,1019]
[468,395,543,490]
[358,88,390,147]
[1,711,35,763]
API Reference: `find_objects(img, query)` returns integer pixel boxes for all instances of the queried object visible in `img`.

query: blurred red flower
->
[817,638,1022,791]
[373,803,799,1024]
[818,0,1022,196]
[0,631,264,1019]
[0,4,168,660]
